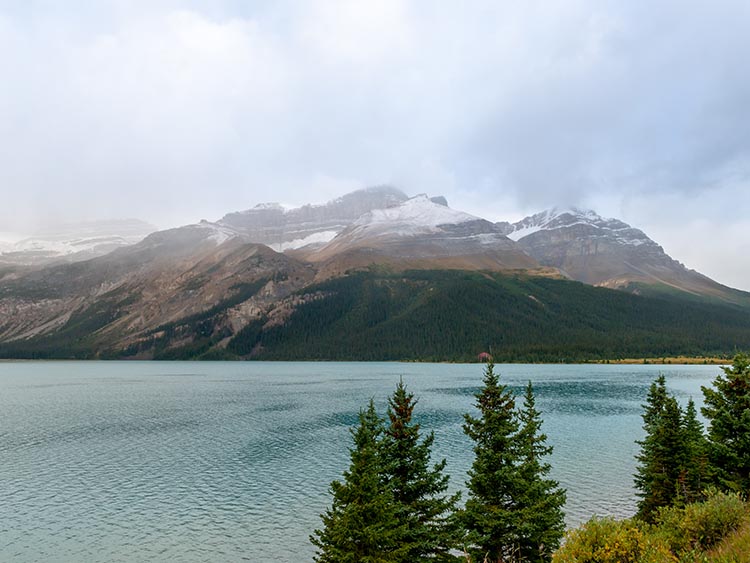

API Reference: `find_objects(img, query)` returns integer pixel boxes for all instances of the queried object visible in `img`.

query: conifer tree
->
[702,353,750,493]
[680,398,709,504]
[381,380,461,562]
[461,361,525,562]
[514,382,566,562]
[635,376,689,520]
[311,400,407,563]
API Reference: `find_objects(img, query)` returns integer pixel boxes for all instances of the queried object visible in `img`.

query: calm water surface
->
[0,361,719,562]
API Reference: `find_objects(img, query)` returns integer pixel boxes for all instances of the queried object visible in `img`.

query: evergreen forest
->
[313,355,750,562]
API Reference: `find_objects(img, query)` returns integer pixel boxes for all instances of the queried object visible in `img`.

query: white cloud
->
[0,1,748,288]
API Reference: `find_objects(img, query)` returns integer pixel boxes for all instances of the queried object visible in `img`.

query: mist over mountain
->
[218,186,409,251]
[1,186,748,361]
[0,219,157,266]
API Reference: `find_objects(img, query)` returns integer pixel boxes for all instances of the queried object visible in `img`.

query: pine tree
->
[311,400,407,563]
[701,353,750,493]
[514,382,566,562]
[461,361,525,562]
[679,398,709,504]
[381,380,461,562]
[634,376,687,520]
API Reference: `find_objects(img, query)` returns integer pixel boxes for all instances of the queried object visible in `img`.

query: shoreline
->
[0,356,732,365]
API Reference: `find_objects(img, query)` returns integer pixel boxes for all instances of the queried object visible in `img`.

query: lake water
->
[0,361,720,562]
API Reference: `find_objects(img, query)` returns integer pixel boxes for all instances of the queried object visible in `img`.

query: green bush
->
[552,517,675,563]
[654,490,746,555]
[554,493,747,563]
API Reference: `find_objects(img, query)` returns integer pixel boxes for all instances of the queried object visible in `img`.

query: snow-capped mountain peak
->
[218,185,410,250]
[503,206,655,248]
[349,194,477,237]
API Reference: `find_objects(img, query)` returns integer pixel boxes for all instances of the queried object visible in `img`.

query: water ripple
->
[0,361,718,562]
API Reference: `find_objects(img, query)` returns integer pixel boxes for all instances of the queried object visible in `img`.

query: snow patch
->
[507,225,543,241]
[277,230,339,251]
[507,207,653,246]
[352,194,477,236]
[195,221,239,245]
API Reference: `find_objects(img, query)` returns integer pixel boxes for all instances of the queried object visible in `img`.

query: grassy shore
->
[594,356,729,365]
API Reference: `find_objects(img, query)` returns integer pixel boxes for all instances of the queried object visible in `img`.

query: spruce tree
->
[635,375,683,521]
[514,382,566,562]
[461,361,525,562]
[634,377,689,520]
[702,353,750,493]
[381,380,460,562]
[311,400,406,562]
[680,398,709,504]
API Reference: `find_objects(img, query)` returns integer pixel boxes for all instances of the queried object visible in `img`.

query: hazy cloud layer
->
[1,1,748,288]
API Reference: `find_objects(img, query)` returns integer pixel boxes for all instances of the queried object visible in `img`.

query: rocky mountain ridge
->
[218,185,410,251]
[499,207,748,305]
[1,186,748,360]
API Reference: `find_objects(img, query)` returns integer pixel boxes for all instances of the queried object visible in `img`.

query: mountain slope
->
[1,189,748,362]
[4,269,748,361]
[238,271,750,362]
[0,224,314,354]
[304,195,540,277]
[502,208,750,306]
[218,185,409,251]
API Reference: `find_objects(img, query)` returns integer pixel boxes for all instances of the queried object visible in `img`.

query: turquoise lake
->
[0,361,721,562]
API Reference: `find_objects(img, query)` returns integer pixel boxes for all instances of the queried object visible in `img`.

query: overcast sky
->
[1,1,748,289]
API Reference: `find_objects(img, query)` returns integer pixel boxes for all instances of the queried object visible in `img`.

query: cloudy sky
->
[1,1,749,289]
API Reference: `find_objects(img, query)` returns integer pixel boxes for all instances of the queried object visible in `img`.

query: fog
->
[1,1,748,289]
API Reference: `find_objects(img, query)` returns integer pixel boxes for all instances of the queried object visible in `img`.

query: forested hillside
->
[3,269,749,362]
[240,271,750,362]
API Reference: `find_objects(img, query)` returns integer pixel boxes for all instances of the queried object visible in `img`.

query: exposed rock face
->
[2,189,749,359]
[502,208,671,284]
[0,229,315,351]
[0,219,157,266]
[504,207,747,303]
[307,195,539,276]
[218,185,408,251]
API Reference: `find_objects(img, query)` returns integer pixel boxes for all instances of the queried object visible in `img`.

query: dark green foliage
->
[634,376,711,521]
[311,401,407,562]
[702,353,750,493]
[680,398,710,504]
[242,270,750,362]
[381,380,460,562]
[226,318,266,356]
[514,382,566,562]
[635,377,686,520]
[3,270,750,360]
[462,362,554,562]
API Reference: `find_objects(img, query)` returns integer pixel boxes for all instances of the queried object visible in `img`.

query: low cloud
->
[0,1,748,287]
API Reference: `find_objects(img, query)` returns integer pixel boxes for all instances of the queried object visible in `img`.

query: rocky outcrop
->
[218,185,409,251]
[504,208,749,304]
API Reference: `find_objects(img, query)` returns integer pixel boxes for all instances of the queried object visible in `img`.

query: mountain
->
[0,219,157,266]
[3,269,750,362]
[1,189,749,362]
[0,224,315,354]
[501,208,750,306]
[303,194,541,277]
[218,185,409,251]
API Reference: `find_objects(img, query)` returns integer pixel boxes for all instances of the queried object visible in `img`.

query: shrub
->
[552,517,675,563]
[654,490,746,555]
